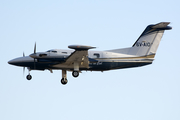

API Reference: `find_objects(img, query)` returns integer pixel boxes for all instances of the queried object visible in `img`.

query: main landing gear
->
[61,70,68,85]
[24,69,80,85]
[72,71,79,77]
[61,78,68,85]
[61,70,80,85]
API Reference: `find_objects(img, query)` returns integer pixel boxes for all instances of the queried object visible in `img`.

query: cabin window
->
[93,53,100,58]
[62,52,67,54]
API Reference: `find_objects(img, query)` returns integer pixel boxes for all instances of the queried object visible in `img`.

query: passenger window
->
[62,52,67,54]
[93,53,100,58]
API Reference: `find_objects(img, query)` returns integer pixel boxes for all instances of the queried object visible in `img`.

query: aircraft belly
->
[50,58,152,71]
[52,64,87,69]
[23,60,152,71]
[108,61,152,69]
[88,61,152,71]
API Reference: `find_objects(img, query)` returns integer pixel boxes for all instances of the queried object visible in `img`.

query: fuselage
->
[8,49,153,71]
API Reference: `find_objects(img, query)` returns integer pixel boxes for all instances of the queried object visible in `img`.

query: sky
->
[0,0,180,120]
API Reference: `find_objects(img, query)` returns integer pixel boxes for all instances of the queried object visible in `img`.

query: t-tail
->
[128,22,172,57]
[108,22,172,58]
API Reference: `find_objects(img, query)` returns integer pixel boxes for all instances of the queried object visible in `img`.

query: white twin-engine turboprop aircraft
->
[8,22,172,85]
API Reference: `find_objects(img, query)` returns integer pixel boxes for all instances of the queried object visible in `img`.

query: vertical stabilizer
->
[128,22,172,57]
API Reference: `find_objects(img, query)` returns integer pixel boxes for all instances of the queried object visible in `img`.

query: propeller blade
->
[34,42,36,54]
[33,42,36,69]
[34,58,36,69]
[23,67,25,77]
[23,52,25,77]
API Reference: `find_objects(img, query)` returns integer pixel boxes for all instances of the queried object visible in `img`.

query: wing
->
[64,50,89,68]
[59,45,96,69]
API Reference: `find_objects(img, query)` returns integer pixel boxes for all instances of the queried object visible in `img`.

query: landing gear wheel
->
[72,71,79,77]
[61,78,68,85]
[26,75,32,80]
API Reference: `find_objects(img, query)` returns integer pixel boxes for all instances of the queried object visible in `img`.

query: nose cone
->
[8,59,15,65]
[8,58,22,66]
[8,56,33,67]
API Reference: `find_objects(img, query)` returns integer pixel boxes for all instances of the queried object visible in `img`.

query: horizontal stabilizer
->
[152,22,171,29]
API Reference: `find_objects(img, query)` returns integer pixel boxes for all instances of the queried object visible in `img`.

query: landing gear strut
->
[72,62,79,78]
[26,68,32,80]
[61,70,68,85]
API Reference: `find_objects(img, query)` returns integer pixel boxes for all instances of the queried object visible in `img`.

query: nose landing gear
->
[26,74,32,80]
[26,68,32,80]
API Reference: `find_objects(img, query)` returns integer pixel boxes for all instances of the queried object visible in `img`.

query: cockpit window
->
[46,50,57,53]
[51,51,57,53]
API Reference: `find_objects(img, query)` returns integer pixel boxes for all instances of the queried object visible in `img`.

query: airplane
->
[8,22,172,85]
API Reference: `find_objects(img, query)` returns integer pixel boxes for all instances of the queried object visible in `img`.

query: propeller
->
[34,42,36,54]
[29,42,37,70]
[33,42,36,69]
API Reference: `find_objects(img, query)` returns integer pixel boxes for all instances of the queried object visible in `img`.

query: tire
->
[72,71,79,77]
[61,78,68,85]
[26,75,32,80]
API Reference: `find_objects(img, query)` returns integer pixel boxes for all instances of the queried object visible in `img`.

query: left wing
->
[59,45,96,69]
[64,50,89,68]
